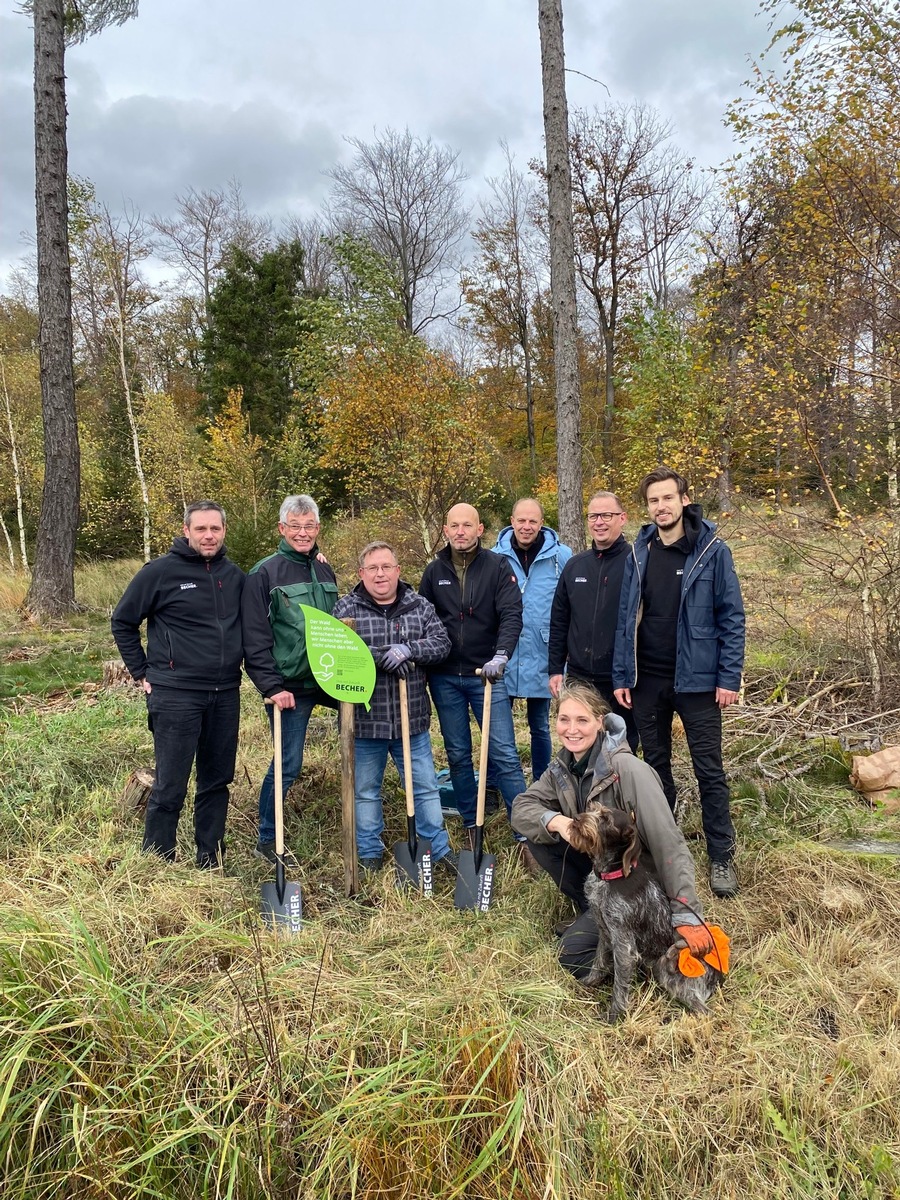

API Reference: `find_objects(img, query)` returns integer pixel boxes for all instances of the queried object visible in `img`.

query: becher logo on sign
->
[180,582,198,590]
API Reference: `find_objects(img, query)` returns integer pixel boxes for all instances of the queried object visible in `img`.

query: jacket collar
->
[276,537,320,565]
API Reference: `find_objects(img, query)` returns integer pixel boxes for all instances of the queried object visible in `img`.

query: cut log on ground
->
[120,767,155,813]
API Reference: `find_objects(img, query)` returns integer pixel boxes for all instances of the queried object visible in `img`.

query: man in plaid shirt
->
[332,541,457,874]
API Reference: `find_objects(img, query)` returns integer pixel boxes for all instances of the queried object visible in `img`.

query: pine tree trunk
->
[26,0,80,616]
[538,0,584,551]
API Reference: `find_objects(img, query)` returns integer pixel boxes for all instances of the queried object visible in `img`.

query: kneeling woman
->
[511,679,713,979]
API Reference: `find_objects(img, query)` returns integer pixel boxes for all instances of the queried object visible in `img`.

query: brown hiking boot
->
[518,843,541,878]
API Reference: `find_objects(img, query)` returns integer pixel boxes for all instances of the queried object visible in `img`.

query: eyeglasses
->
[361,563,400,575]
[586,511,624,522]
[283,522,318,534]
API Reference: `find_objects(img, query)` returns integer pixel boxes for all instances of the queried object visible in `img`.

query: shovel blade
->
[261,880,303,934]
[393,839,434,897]
[454,848,497,912]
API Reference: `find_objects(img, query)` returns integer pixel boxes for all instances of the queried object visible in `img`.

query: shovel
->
[454,674,498,912]
[261,701,303,934]
[392,676,434,896]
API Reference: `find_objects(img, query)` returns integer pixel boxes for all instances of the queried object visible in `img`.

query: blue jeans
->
[143,685,240,866]
[258,692,321,845]
[428,674,527,831]
[354,731,451,861]
[524,697,552,779]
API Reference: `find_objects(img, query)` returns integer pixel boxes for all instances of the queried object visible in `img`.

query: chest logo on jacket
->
[180,582,198,590]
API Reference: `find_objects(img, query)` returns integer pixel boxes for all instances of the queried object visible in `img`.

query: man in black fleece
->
[547,490,639,751]
[419,502,527,836]
[111,501,245,868]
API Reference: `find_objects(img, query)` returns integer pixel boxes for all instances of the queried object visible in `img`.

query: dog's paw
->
[599,1005,627,1025]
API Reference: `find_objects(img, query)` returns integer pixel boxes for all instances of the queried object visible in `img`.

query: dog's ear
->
[567,810,600,857]
[620,821,639,876]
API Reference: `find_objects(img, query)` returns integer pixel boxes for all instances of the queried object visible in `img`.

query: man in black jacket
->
[111,500,244,868]
[419,502,527,835]
[548,490,639,751]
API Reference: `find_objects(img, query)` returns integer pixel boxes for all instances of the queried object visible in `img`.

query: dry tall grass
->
[1,684,899,1198]
[1,551,899,1198]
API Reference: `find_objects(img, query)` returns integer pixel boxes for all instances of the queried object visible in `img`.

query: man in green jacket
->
[242,494,337,867]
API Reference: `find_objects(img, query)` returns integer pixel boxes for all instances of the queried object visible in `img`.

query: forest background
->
[4,0,900,655]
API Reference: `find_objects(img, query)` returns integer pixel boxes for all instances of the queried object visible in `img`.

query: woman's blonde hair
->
[554,678,610,721]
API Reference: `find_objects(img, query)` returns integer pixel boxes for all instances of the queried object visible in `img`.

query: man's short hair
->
[358,540,397,568]
[184,500,226,525]
[511,497,543,518]
[587,490,624,511]
[280,495,320,523]
[638,467,689,504]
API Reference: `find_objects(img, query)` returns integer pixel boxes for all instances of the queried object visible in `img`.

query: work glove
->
[379,644,413,675]
[675,923,715,959]
[480,653,509,681]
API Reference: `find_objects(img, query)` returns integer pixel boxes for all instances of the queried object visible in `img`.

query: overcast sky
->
[1,0,769,283]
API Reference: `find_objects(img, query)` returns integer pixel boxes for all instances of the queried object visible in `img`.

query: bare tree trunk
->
[114,308,151,561]
[27,0,80,615]
[539,0,584,551]
[0,354,29,570]
[0,513,14,570]
[523,335,537,477]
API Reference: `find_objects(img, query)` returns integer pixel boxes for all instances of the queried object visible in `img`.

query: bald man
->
[419,503,527,842]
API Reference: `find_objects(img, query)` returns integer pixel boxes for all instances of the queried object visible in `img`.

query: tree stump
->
[103,659,141,689]
[120,767,155,813]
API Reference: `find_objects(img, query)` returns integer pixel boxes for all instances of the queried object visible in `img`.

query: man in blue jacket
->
[613,467,745,898]
[492,498,572,781]
[111,500,244,869]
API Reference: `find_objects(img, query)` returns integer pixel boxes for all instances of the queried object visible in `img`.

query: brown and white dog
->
[567,807,723,1022]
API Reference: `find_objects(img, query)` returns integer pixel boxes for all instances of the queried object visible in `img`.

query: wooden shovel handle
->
[398,677,416,820]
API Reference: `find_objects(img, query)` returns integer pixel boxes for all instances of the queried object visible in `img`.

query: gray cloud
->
[2,0,771,280]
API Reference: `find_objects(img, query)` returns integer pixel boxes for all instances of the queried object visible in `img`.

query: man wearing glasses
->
[547,490,639,751]
[332,542,456,874]
[242,494,338,868]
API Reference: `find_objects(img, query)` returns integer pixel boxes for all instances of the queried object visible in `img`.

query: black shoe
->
[435,849,459,874]
[710,859,739,898]
[254,841,300,872]
[484,787,501,815]
[359,856,384,875]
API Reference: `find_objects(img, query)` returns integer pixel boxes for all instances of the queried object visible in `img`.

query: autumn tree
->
[463,146,548,479]
[319,343,495,562]
[568,103,703,459]
[26,0,138,616]
[538,0,584,551]
[327,128,469,334]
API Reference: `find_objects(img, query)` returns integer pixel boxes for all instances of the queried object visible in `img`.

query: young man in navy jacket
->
[613,467,745,897]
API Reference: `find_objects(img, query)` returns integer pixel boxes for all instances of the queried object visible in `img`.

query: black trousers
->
[143,685,240,867]
[630,674,735,863]
[526,838,607,982]
[568,672,640,754]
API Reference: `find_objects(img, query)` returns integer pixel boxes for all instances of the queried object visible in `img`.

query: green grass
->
[1,558,900,1197]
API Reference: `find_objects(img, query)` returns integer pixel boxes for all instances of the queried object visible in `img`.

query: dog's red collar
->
[600,859,638,882]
